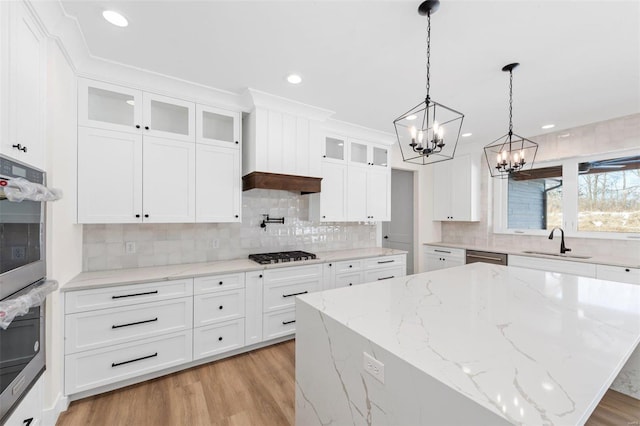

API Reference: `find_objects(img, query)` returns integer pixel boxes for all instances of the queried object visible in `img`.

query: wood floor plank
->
[57,340,640,426]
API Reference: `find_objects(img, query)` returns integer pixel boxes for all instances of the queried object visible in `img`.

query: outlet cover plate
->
[363,352,385,384]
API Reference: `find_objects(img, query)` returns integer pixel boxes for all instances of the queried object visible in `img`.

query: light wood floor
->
[57,340,640,426]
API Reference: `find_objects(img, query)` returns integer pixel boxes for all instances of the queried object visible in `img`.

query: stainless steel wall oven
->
[0,155,46,423]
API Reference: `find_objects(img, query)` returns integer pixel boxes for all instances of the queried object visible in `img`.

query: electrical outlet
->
[125,242,136,254]
[212,239,219,249]
[363,352,385,384]
[11,246,26,260]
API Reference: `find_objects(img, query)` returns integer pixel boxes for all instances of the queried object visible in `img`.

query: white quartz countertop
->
[297,263,640,425]
[63,247,407,291]
[424,241,640,268]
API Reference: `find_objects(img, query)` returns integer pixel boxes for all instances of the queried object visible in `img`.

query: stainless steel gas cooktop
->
[248,251,317,265]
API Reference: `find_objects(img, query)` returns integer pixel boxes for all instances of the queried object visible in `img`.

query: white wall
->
[44,38,82,418]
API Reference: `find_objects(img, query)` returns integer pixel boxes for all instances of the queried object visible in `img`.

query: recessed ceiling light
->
[126,100,135,106]
[287,74,302,85]
[461,133,472,137]
[405,114,417,121]
[103,10,128,27]
[541,124,555,129]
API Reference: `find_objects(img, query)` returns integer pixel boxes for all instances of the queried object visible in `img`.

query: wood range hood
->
[242,171,322,194]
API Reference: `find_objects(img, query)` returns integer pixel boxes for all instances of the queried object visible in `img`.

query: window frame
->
[493,148,640,241]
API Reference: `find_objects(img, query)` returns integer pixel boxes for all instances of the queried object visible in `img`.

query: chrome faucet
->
[548,227,571,254]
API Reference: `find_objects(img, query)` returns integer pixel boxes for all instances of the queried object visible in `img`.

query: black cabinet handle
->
[282,290,308,298]
[625,268,630,272]
[322,215,326,219]
[135,214,141,218]
[235,141,239,144]
[144,126,149,130]
[112,317,158,329]
[135,125,140,129]
[23,418,34,426]
[218,337,223,341]
[323,155,327,158]
[112,290,158,299]
[434,249,451,254]
[144,214,149,218]
[377,260,394,264]
[377,276,394,280]
[349,265,353,268]
[258,274,263,278]
[328,263,332,267]
[218,305,223,310]
[349,283,353,286]
[235,215,239,218]
[12,144,27,152]
[282,320,296,325]
[112,352,158,367]
[218,281,223,285]
[384,235,389,239]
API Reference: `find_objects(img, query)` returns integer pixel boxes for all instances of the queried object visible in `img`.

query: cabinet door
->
[371,145,390,168]
[432,160,452,220]
[347,166,368,221]
[143,136,195,223]
[425,253,446,271]
[195,144,240,222]
[4,1,45,168]
[78,78,143,134]
[367,169,391,221]
[322,135,346,163]
[245,271,264,345]
[319,162,347,221]
[596,265,640,285]
[450,155,472,221]
[143,93,195,142]
[78,128,143,223]
[196,104,240,148]
[349,140,369,166]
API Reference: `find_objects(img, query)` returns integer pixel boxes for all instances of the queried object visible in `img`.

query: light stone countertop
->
[297,263,640,425]
[63,247,408,292]
[424,241,640,268]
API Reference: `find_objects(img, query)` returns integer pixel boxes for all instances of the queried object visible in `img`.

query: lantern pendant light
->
[393,0,464,166]
[483,63,538,178]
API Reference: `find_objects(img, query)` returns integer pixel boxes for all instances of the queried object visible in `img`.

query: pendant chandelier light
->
[483,63,538,178]
[393,0,464,166]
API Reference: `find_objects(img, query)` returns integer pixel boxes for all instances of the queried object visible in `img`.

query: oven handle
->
[0,280,58,330]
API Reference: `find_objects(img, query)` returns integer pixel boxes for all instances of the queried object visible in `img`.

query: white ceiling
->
[60,0,640,145]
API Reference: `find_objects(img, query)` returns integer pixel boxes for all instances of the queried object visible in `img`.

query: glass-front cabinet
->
[78,78,196,142]
[372,146,389,167]
[347,139,389,168]
[349,141,368,165]
[322,135,346,162]
[196,105,240,148]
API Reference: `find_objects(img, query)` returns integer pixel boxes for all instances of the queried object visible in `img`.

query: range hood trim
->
[242,171,322,194]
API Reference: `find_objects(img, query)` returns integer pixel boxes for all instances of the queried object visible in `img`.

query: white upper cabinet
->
[196,144,241,223]
[366,168,391,221]
[196,104,240,148]
[0,1,46,169]
[433,155,480,222]
[79,79,196,142]
[322,135,346,163]
[309,161,348,222]
[143,92,195,142]
[348,139,389,168]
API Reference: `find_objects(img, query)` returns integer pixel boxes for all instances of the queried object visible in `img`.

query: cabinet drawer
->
[263,279,321,312]
[65,279,193,314]
[263,309,296,340]
[263,264,323,282]
[423,245,465,260]
[65,297,192,354]
[335,272,363,288]
[596,265,640,285]
[509,255,596,277]
[364,255,406,270]
[363,266,405,283]
[194,273,245,294]
[193,318,245,360]
[194,289,245,327]
[334,260,362,274]
[65,331,192,395]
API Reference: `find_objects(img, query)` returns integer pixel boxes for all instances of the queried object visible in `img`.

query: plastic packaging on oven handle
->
[1,177,62,202]
[0,280,58,330]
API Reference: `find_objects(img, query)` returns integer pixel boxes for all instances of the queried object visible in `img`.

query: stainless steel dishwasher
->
[465,250,508,266]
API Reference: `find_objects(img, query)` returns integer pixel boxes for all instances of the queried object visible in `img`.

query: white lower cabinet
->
[65,330,192,395]
[244,271,264,345]
[332,254,407,289]
[263,308,297,340]
[596,264,640,285]
[424,245,465,271]
[509,255,596,277]
[194,319,245,360]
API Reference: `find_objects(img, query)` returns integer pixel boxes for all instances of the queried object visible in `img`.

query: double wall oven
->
[0,155,46,423]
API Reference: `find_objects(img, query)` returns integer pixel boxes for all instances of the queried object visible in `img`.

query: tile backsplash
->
[83,189,377,271]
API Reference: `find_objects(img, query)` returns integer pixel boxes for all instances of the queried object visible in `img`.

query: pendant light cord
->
[425,11,431,101]
[508,69,513,136]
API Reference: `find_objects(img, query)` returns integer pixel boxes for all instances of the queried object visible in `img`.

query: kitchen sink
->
[522,250,591,259]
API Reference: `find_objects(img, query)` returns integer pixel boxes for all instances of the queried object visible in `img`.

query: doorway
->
[382,169,415,275]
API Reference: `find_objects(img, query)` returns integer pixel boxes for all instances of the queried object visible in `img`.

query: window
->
[494,151,640,239]
[507,166,562,230]
[577,156,640,233]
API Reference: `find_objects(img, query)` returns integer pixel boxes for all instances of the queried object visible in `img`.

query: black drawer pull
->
[218,337,223,341]
[112,317,158,329]
[282,290,308,298]
[219,305,223,310]
[377,276,394,281]
[218,281,223,285]
[112,290,158,299]
[434,249,451,253]
[625,268,630,272]
[282,320,296,325]
[112,352,158,367]
[377,260,394,264]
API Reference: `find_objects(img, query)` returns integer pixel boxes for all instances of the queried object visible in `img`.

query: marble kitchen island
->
[295,263,640,425]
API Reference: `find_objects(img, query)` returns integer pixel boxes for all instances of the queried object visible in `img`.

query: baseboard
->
[42,393,69,426]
